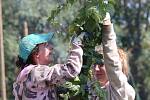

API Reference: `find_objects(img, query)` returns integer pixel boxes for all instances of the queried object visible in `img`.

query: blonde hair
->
[95,46,129,76]
[118,48,129,76]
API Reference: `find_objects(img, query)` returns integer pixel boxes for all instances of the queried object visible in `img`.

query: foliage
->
[48,0,115,99]
[113,0,150,99]
[16,0,60,34]
[137,30,150,100]
[2,0,20,99]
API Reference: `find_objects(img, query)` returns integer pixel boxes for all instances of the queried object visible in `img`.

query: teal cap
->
[19,33,54,63]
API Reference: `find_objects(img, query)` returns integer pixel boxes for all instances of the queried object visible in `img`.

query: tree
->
[113,0,150,99]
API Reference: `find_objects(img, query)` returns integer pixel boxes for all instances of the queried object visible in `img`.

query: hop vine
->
[48,0,115,99]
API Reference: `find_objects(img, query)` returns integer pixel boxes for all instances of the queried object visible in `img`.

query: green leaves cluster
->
[48,0,115,99]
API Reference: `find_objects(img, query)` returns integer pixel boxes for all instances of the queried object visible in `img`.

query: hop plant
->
[48,0,115,99]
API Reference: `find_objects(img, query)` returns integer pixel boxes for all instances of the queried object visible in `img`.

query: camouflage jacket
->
[102,24,135,100]
[88,24,135,100]
[13,43,83,100]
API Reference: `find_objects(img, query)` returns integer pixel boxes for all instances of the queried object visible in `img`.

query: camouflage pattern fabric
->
[13,43,83,100]
[87,24,135,100]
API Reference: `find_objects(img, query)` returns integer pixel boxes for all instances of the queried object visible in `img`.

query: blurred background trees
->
[1,0,58,99]
[1,0,150,99]
[113,0,150,99]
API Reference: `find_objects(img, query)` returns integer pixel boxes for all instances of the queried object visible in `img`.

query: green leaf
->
[66,0,76,5]
[48,0,115,99]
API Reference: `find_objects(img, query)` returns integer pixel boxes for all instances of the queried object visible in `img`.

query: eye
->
[49,47,53,51]
[99,63,104,67]
[44,43,49,47]
[44,43,53,49]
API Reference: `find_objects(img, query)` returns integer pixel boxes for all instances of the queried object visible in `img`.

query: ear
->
[32,52,39,59]
[35,53,40,58]
[31,52,40,64]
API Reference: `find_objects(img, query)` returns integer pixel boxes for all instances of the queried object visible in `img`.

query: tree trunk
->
[23,21,28,36]
[123,0,133,49]
[145,8,149,31]
[0,0,7,99]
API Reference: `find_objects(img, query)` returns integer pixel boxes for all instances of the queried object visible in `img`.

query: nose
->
[46,43,54,50]
[95,65,100,71]
[94,65,105,72]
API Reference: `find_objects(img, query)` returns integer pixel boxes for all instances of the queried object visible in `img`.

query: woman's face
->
[93,64,108,86]
[34,43,54,65]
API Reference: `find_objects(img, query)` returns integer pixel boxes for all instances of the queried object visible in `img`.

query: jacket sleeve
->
[31,43,83,85]
[102,24,135,100]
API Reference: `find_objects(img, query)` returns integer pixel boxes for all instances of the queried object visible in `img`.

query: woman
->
[92,13,135,100]
[13,33,84,100]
